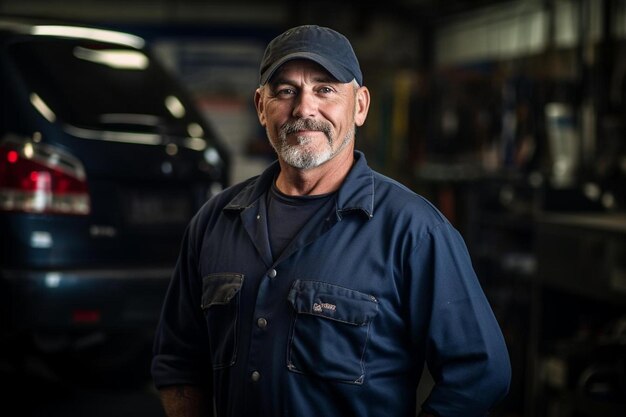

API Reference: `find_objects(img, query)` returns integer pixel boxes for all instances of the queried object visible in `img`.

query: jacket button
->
[257,317,268,329]
[251,371,261,382]
[268,269,277,278]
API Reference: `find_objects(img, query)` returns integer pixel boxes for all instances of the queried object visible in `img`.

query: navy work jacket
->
[152,151,511,417]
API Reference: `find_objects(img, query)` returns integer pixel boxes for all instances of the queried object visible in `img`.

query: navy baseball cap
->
[259,25,363,86]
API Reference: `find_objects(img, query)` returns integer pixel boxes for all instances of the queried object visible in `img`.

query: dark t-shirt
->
[266,180,335,260]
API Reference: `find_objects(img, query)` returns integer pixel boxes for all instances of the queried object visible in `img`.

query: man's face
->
[254,60,369,170]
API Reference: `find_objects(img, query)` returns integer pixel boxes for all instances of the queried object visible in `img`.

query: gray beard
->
[268,119,355,170]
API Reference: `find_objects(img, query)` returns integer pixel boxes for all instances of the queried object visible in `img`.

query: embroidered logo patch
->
[313,302,336,313]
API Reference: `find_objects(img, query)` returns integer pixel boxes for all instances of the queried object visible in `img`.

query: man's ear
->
[254,88,266,127]
[354,86,370,127]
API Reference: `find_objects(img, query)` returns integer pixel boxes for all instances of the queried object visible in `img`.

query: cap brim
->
[260,51,354,85]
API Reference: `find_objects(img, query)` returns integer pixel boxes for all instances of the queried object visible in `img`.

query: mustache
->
[280,118,332,138]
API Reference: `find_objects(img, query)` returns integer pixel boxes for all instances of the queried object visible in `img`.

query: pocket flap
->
[287,280,378,325]
[201,273,244,308]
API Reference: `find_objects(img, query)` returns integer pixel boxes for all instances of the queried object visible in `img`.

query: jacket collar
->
[224,151,374,219]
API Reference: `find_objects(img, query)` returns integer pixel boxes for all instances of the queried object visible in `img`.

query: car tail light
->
[0,136,90,215]
[72,309,101,324]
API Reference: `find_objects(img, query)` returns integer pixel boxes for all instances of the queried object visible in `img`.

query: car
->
[0,17,230,383]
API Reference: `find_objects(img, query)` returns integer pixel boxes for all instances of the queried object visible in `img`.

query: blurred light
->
[30,93,56,122]
[31,25,145,49]
[165,143,178,155]
[31,231,53,248]
[161,161,173,175]
[204,147,222,165]
[89,225,117,238]
[602,193,615,209]
[64,125,161,145]
[187,122,204,138]
[184,137,207,151]
[7,150,18,163]
[44,272,61,288]
[583,182,601,201]
[209,182,223,197]
[23,142,34,158]
[73,47,149,70]
[165,95,185,119]
[49,152,60,167]
[31,171,51,211]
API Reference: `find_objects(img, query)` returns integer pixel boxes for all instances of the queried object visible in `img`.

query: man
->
[152,25,511,417]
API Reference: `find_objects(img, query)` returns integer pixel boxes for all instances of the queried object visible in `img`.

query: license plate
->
[126,192,191,225]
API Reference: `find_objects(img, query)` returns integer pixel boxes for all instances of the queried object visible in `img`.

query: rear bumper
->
[1,267,172,330]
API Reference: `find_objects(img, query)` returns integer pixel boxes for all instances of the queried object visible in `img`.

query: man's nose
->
[292,90,318,119]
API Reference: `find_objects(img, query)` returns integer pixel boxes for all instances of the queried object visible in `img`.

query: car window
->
[7,38,198,136]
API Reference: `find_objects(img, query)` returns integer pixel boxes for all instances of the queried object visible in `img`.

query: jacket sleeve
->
[151,210,213,389]
[413,222,511,416]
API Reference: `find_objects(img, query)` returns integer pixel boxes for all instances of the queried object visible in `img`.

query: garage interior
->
[1,1,625,416]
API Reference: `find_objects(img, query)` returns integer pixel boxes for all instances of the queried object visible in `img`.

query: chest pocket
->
[287,280,379,385]
[201,273,244,369]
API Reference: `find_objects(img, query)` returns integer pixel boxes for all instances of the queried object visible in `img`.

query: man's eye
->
[318,87,334,94]
[276,88,295,96]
